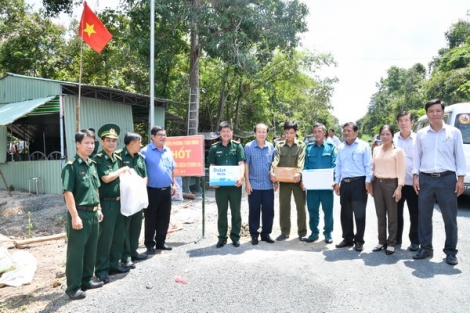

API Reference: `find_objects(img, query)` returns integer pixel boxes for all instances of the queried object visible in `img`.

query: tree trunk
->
[188,0,200,136]
[234,78,243,128]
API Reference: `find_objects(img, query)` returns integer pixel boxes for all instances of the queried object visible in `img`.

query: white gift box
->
[209,166,240,186]
[302,168,334,190]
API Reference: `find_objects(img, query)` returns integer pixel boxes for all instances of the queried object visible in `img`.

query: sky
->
[27,0,470,124]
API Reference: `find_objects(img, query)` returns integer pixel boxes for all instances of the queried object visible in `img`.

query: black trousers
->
[396,185,419,245]
[248,189,274,238]
[145,186,172,248]
[418,173,458,255]
[339,177,368,244]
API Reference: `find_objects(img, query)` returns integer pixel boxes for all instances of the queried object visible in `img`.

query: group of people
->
[210,99,464,270]
[61,125,176,300]
[61,98,464,301]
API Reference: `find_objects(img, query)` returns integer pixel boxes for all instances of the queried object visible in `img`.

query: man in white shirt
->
[328,128,341,147]
[393,112,419,251]
[413,99,466,265]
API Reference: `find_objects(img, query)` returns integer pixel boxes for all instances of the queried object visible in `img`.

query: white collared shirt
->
[393,131,416,185]
[413,122,466,176]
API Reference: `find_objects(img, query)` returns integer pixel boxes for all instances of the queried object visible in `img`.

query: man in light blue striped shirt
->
[244,123,277,245]
[334,122,373,252]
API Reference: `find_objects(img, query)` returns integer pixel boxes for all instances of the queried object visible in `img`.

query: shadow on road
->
[403,259,462,278]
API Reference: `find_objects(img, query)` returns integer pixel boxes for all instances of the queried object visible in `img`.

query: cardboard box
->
[302,168,334,190]
[273,167,299,183]
[209,166,240,186]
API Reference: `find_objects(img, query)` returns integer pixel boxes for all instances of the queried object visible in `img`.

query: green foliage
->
[1,0,340,137]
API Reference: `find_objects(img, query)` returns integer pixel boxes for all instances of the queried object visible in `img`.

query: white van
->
[414,102,470,196]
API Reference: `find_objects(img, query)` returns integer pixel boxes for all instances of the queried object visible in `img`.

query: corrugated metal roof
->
[0,96,56,125]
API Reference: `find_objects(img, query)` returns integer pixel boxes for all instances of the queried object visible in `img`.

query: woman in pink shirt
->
[371,125,406,255]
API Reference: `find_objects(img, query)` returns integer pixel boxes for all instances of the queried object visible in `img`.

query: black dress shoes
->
[335,240,354,248]
[385,247,395,255]
[408,244,420,252]
[66,289,86,300]
[276,234,289,241]
[260,236,275,243]
[123,261,136,269]
[216,239,227,248]
[252,237,259,245]
[354,242,364,252]
[413,249,433,260]
[156,244,173,251]
[372,245,386,252]
[109,266,130,275]
[146,247,156,255]
[82,281,104,291]
[306,236,319,243]
[132,253,148,261]
[446,254,458,265]
[97,274,110,284]
[233,240,241,247]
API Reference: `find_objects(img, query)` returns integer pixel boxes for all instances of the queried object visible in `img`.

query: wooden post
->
[0,170,11,197]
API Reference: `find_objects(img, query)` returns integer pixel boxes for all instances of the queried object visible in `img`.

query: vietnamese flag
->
[78,1,112,53]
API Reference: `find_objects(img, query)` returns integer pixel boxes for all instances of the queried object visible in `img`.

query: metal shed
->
[0,73,180,194]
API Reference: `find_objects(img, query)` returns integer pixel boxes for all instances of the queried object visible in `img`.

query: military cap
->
[98,124,120,139]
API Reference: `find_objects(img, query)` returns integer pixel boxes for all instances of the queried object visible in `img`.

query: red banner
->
[166,135,205,177]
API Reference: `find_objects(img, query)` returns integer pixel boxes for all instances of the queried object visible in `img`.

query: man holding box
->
[270,120,307,241]
[208,121,246,248]
[303,123,337,244]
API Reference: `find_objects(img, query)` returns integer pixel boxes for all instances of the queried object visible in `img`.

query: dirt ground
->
[0,190,68,313]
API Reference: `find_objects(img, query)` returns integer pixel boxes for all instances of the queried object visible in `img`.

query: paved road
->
[48,191,470,313]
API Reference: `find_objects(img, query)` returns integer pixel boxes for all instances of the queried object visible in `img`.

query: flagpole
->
[149,0,155,139]
[77,39,84,132]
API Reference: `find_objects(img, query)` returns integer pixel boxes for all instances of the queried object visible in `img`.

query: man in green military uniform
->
[62,129,104,300]
[303,123,337,244]
[94,124,130,284]
[116,132,148,268]
[208,121,246,248]
[270,120,307,241]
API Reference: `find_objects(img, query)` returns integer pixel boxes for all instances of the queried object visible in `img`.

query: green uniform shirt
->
[208,140,246,166]
[61,154,100,206]
[271,139,306,173]
[116,148,148,178]
[93,150,122,197]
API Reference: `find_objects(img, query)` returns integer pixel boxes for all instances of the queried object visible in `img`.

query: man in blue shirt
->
[140,126,177,254]
[303,123,337,244]
[244,123,277,245]
[334,122,373,252]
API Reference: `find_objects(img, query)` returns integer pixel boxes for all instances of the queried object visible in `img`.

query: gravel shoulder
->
[1,189,470,312]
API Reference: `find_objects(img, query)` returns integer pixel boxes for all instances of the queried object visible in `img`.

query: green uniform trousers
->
[121,210,143,263]
[95,200,124,276]
[279,182,307,236]
[216,186,242,242]
[66,209,99,293]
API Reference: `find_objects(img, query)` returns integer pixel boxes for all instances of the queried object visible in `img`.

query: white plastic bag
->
[120,170,149,216]
[171,176,183,201]
[0,248,37,287]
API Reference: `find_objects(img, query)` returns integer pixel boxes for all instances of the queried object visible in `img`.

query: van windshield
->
[455,113,470,144]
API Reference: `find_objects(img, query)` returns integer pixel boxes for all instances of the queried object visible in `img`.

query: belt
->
[375,177,397,181]
[149,186,171,191]
[101,197,120,201]
[421,171,455,178]
[76,206,98,211]
[341,176,365,183]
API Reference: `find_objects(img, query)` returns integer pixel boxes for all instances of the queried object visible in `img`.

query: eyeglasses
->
[155,133,167,137]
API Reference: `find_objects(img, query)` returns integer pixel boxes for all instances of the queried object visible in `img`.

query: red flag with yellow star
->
[78,1,112,53]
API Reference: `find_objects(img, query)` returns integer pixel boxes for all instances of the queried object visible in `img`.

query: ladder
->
[187,87,199,135]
